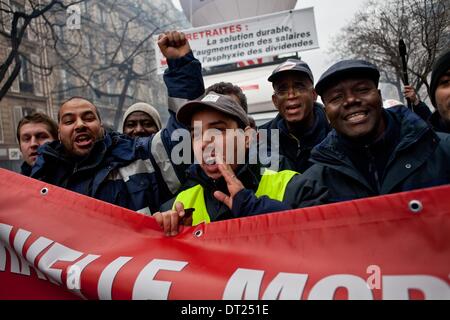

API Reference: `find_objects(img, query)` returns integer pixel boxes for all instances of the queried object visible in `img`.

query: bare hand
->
[157,31,191,60]
[404,85,419,106]
[153,202,192,236]
[213,164,245,209]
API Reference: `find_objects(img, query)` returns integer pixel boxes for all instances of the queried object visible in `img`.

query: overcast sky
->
[170,0,369,79]
[294,0,370,77]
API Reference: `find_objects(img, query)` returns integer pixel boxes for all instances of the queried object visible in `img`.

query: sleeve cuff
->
[166,51,195,70]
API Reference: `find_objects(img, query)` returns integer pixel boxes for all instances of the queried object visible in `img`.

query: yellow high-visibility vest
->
[173,169,298,226]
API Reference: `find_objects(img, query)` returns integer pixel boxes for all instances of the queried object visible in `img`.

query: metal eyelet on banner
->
[408,200,423,213]
[40,187,49,196]
[194,229,203,238]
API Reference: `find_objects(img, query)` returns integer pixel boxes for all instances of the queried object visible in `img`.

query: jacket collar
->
[429,111,450,134]
[20,162,32,176]
[34,132,136,173]
[336,110,400,154]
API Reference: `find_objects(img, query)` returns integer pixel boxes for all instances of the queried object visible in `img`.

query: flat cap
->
[315,60,380,96]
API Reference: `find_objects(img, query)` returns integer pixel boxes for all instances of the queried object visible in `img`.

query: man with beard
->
[295,59,450,205]
[30,31,204,214]
[259,59,331,172]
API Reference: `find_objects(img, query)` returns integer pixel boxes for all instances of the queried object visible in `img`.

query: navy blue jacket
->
[31,52,204,214]
[258,103,331,173]
[296,106,450,205]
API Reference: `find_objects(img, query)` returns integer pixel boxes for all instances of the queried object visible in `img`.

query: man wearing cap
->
[429,50,450,134]
[294,59,450,205]
[122,102,162,138]
[153,92,325,236]
[259,59,331,173]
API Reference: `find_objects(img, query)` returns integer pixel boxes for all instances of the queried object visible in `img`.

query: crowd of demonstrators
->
[154,93,326,236]
[259,59,331,173]
[13,31,450,236]
[17,113,58,176]
[122,102,162,138]
[293,59,450,204]
[28,31,204,215]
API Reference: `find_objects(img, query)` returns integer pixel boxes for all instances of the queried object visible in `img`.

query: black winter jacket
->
[258,103,331,173]
[429,111,450,134]
[296,106,450,205]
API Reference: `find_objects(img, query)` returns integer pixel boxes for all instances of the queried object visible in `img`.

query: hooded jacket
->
[296,106,450,205]
[258,103,331,173]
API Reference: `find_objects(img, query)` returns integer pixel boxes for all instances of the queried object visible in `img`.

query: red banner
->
[0,168,449,300]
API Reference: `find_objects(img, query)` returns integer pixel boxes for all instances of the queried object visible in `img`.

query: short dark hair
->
[16,112,58,142]
[58,96,101,122]
[205,82,248,113]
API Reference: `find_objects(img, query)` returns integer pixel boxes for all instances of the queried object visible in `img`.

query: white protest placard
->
[155,7,319,73]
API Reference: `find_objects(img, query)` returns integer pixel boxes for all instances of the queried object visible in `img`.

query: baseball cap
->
[268,59,314,83]
[315,60,380,96]
[177,92,250,128]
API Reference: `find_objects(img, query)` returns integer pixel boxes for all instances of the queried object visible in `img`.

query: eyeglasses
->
[274,83,313,97]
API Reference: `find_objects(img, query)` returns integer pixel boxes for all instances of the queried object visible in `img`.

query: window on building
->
[0,111,4,143]
[13,106,36,136]
[10,1,27,38]
[18,55,34,93]
[0,0,11,32]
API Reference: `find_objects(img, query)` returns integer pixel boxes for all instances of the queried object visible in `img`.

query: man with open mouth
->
[29,31,205,214]
[294,59,450,204]
[259,59,331,173]
[153,92,326,236]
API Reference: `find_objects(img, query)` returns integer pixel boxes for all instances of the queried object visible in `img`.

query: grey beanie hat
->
[122,102,162,132]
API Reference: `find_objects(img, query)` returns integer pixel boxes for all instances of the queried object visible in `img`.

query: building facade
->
[0,0,190,172]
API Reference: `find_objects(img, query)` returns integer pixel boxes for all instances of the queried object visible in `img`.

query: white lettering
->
[37,242,83,285]
[13,229,46,279]
[132,259,188,300]
[308,275,373,300]
[0,223,14,272]
[383,275,450,300]
[67,254,100,298]
[262,273,308,300]
[223,268,264,300]
[98,256,132,300]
